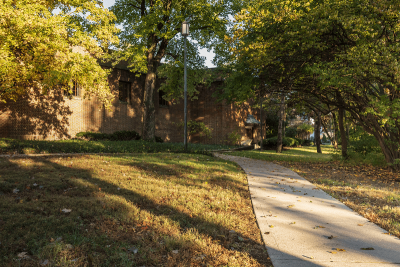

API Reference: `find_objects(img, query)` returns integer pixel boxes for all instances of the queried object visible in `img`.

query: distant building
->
[0,63,264,145]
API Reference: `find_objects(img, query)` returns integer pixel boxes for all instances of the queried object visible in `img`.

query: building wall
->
[0,67,264,144]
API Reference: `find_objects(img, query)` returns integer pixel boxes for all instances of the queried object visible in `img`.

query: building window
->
[159,90,168,107]
[64,81,81,97]
[119,81,131,103]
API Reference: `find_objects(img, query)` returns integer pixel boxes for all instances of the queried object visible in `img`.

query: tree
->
[297,123,314,140]
[276,93,285,153]
[229,0,400,168]
[111,0,234,141]
[0,0,119,107]
[314,111,322,153]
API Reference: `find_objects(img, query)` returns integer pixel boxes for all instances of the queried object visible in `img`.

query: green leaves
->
[0,0,119,107]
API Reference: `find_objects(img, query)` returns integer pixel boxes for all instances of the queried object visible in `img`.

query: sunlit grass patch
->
[0,154,271,266]
[228,145,334,163]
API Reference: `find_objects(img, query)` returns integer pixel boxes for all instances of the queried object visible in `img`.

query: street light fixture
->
[182,21,189,150]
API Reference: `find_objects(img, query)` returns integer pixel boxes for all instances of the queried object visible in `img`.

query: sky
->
[103,0,216,68]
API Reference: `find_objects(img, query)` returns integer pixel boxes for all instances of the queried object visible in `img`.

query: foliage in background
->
[349,127,381,156]
[225,131,241,146]
[296,123,314,139]
[0,0,119,107]
[226,0,400,168]
[260,136,300,148]
[175,120,213,139]
[285,127,297,138]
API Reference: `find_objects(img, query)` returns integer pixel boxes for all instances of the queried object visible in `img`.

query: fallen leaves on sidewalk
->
[278,161,400,238]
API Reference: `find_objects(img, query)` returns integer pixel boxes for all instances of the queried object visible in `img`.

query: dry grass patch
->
[0,153,272,266]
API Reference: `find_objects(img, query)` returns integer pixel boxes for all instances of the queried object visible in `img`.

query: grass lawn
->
[0,153,272,267]
[226,146,400,238]
[228,146,336,163]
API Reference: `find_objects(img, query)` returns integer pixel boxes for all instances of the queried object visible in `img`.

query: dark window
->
[159,90,168,107]
[64,81,80,97]
[119,81,131,103]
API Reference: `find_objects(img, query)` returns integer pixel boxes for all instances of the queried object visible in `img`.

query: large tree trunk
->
[142,63,157,142]
[276,94,285,153]
[321,116,334,148]
[314,111,322,153]
[332,112,339,149]
[338,106,348,158]
[345,110,350,144]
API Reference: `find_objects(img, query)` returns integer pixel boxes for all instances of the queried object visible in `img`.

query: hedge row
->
[75,130,163,143]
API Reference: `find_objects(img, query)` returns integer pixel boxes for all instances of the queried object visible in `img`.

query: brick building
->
[0,64,264,145]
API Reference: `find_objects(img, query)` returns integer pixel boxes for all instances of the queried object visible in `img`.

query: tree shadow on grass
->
[0,154,272,267]
[104,154,251,198]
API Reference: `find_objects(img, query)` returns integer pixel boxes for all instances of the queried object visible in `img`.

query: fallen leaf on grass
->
[128,247,138,254]
[330,251,337,254]
[287,205,295,208]
[336,248,346,252]
[61,208,72,213]
[269,225,274,228]
[17,252,29,259]
[361,247,374,250]
[357,224,364,226]
[264,232,270,235]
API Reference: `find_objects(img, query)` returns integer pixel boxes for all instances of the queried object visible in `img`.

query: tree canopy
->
[110,0,236,140]
[0,0,119,107]
[217,0,400,167]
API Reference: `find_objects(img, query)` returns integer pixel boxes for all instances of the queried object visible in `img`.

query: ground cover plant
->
[0,138,234,155]
[0,153,272,266]
[226,146,400,238]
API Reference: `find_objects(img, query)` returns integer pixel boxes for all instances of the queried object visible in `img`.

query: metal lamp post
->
[182,21,189,150]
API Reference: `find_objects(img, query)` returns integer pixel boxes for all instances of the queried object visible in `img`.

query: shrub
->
[110,130,141,141]
[175,120,212,139]
[226,131,241,145]
[303,139,312,146]
[294,137,304,145]
[285,127,297,138]
[260,136,300,147]
[76,130,141,141]
[155,136,164,143]
[76,132,109,141]
[350,133,380,155]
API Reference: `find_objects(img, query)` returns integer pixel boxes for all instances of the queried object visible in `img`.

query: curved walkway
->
[215,153,400,267]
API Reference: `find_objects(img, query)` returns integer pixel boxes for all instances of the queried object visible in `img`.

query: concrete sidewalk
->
[215,153,400,267]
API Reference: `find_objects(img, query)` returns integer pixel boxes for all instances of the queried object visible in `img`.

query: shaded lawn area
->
[0,153,272,267]
[226,146,400,238]
[0,138,235,155]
